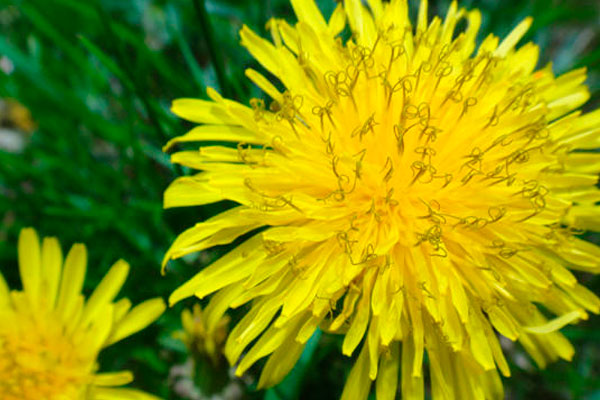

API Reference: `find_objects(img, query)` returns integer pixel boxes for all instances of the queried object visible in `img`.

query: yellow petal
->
[171,98,236,125]
[114,297,132,323]
[18,227,41,305]
[401,336,424,400]
[170,146,248,171]
[416,0,428,34]
[169,234,266,304]
[163,125,264,151]
[93,371,134,387]
[108,297,165,345]
[494,17,532,57]
[163,176,224,209]
[375,341,400,400]
[407,299,424,377]
[92,387,162,400]
[449,272,469,323]
[163,207,264,271]
[567,284,600,313]
[427,333,452,400]
[547,88,590,121]
[344,0,377,46]
[204,285,242,333]
[80,259,129,327]
[367,317,380,379]
[342,271,375,356]
[440,2,464,46]
[257,334,305,389]
[80,304,114,356]
[40,236,63,308]
[0,272,9,306]
[56,243,87,319]
[290,0,327,32]
[240,25,283,78]
[482,321,511,377]
[564,204,600,232]
[341,342,372,400]
[523,310,584,334]
[225,297,280,364]
[328,3,347,36]
[469,311,495,371]
[245,68,283,103]
[367,0,383,22]
[235,314,305,376]
[487,305,519,341]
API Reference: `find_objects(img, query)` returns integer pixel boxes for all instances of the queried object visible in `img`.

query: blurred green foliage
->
[0,0,598,398]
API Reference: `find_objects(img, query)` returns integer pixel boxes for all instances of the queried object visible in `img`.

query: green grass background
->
[0,0,598,398]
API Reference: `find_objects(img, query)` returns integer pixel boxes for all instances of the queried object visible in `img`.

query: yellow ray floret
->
[0,228,165,400]
[165,0,600,398]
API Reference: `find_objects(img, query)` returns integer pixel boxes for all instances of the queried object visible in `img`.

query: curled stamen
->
[431,172,453,188]
[351,243,377,265]
[418,102,431,121]
[403,104,420,120]
[394,124,405,155]
[401,77,413,105]
[411,161,428,184]
[462,147,485,171]
[461,169,483,185]
[312,100,336,130]
[421,126,440,143]
[390,44,406,63]
[414,146,437,166]
[418,199,447,225]
[484,105,500,128]
[351,113,378,141]
[485,134,513,152]
[275,91,306,137]
[488,207,506,222]
[415,225,447,258]
[444,89,463,104]
[382,156,394,182]
[434,64,453,91]
[337,231,358,254]
[460,97,478,118]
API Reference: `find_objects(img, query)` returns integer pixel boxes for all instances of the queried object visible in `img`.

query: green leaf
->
[77,34,135,92]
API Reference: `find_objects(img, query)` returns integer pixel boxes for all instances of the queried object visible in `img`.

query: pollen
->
[164,1,600,399]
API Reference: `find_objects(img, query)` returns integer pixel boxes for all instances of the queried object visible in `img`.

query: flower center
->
[0,297,93,400]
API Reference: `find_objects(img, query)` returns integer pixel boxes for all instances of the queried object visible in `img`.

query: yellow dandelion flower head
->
[164,0,600,398]
[175,303,230,366]
[0,228,165,400]
[2,98,36,133]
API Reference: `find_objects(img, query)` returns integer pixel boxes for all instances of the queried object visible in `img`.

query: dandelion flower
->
[0,228,166,400]
[164,1,600,398]
[174,304,231,395]
[1,98,36,133]
[176,303,230,367]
